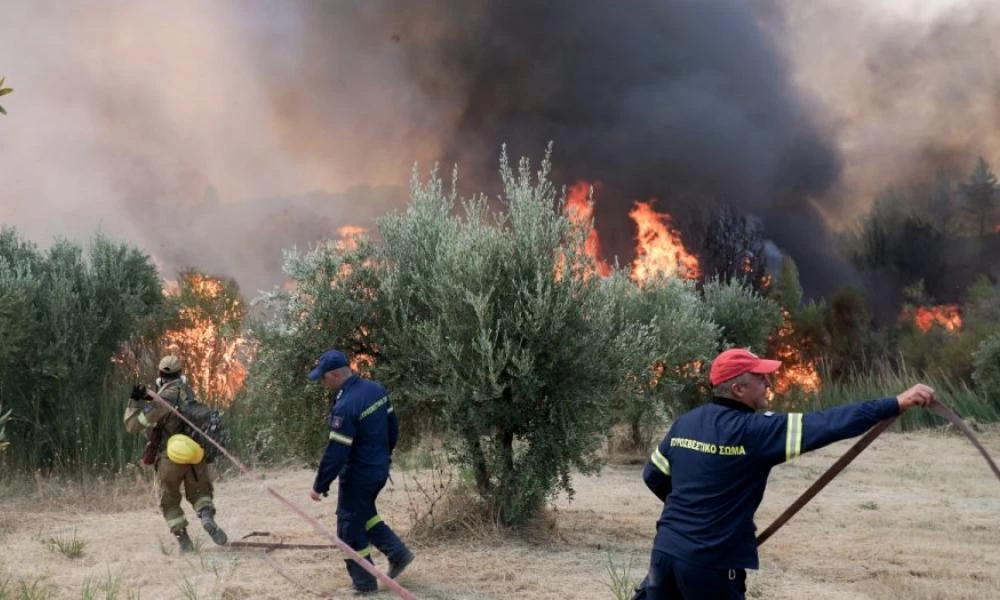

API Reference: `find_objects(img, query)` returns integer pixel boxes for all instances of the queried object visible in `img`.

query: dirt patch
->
[1,428,998,599]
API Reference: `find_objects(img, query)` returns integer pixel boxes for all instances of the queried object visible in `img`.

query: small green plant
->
[44,531,87,559]
[859,501,879,511]
[177,576,201,600]
[1,576,56,600]
[0,76,13,115]
[80,570,127,600]
[604,552,639,600]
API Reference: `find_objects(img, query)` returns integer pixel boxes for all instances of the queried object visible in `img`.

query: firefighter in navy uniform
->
[639,348,935,600]
[307,349,415,596]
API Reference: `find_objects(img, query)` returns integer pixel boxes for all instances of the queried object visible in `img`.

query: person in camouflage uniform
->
[123,354,228,552]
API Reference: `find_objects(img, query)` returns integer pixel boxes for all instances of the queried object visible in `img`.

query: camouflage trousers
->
[155,456,215,532]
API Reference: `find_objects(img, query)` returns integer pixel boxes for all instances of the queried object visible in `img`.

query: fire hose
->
[756,397,1000,545]
[145,390,417,600]
[150,389,999,598]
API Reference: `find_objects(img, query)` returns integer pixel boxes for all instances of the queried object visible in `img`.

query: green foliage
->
[892,277,1000,384]
[80,570,131,600]
[702,277,782,352]
[0,227,163,473]
[895,326,979,382]
[0,76,12,116]
[242,233,381,462]
[769,256,803,315]
[44,531,87,559]
[963,276,1000,337]
[822,286,878,380]
[972,333,1000,405]
[611,275,719,446]
[814,362,998,430]
[247,146,675,524]
[377,146,644,524]
[603,552,640,600]
[0,574,56,600]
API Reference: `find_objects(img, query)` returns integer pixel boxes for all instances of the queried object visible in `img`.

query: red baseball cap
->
[709,348,782,386]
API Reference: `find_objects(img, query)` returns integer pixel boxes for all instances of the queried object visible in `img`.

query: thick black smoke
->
[285,1,852,297]
[5,1,999,304]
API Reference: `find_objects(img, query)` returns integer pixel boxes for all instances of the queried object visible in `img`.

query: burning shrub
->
[242,230,381,462]
[162,270,250,406]
[893,279,984,383]
[764,257,823,400]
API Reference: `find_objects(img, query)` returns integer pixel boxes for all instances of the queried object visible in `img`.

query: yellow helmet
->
[158,355,182,375]
[166,434,204,465]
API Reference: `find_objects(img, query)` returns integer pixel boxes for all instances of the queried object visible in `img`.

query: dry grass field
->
[2,426,999,599]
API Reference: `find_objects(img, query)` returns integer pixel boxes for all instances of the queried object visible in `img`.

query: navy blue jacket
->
[643,396,900,569]
[313,374,399,494]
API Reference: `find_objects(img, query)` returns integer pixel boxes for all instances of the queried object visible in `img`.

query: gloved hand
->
[130,384,148,401]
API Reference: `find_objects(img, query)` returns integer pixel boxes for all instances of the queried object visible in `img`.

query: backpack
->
[159,378,228,464]
[179,401,227,464]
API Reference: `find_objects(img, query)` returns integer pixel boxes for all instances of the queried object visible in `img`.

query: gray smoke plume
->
[3,0,1000,302]
[254,0,851,296]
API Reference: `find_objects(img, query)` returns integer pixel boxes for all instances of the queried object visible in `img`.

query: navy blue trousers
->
[336,477,408,592]
[641,550,746,600]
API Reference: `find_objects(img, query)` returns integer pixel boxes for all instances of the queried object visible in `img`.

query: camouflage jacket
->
[123,377,198,447]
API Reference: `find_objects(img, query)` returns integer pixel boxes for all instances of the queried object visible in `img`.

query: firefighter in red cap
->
[636,347,935,600]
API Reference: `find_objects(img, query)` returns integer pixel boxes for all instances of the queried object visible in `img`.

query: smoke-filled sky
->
[2,0,998,297]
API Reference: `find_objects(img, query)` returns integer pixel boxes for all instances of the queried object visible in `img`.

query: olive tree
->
[375,146,648,524]
[247,146,651,524]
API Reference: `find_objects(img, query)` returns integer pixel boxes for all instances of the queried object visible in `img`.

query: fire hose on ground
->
[145,390,417,600]
[150,388,1000,599]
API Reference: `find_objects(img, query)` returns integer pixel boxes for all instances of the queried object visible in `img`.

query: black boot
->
[388,548,415,579]
[197,507,228,545]
[174,528,194,553]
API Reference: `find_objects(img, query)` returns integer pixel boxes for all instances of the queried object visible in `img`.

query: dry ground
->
[2,427,999,599]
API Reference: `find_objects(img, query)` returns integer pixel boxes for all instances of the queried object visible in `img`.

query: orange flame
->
[564,181,611,277]
[903,305,962,333]
[336,225,368,252]
[629,201,700,283]
[770,309,821,395]
[334,227,378,371]
[163,273,251,405]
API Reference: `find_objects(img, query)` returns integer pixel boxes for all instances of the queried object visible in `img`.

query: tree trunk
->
[630,418,643,451]
[466,432,492,499]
